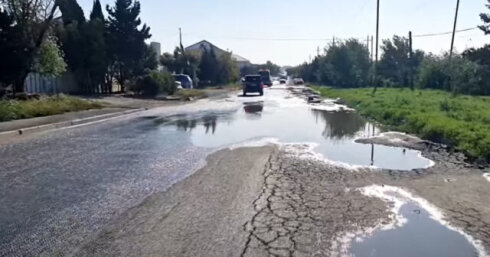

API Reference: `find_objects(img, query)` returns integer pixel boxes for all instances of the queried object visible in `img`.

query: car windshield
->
[245,76,261,82]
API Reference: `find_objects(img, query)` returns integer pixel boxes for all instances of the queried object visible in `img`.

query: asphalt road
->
[1,86,489,257]
[0,98,236,256]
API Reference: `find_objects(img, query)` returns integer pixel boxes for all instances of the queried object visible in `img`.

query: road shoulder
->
[74,146,276,257]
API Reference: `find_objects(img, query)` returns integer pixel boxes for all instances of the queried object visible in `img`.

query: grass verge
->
[0,94,103,122]
[313,86,490,162]
[174,89,208,99]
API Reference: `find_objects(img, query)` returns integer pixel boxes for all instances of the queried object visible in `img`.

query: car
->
[243,75,264,96]
[279,79,287,84]
[174,81,182,89]
[258,69,273,87]
[172,74,193,89]
[293,78,304,85]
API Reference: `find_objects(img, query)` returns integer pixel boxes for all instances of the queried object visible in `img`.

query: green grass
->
[313,86,490,161]
[0,94,103,122]
[174,89,208,99]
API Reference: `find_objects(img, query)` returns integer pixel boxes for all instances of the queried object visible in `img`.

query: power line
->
[413,27,477,38]
[182,27,480,42]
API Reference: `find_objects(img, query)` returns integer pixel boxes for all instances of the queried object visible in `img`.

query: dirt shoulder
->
[74,146,275,257]
[74,144,490,256]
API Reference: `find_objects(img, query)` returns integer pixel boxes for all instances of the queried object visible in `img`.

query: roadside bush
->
[0,94,102,122]
[314,87,490,162]
[134,71,176,96]
[417,55,482,95]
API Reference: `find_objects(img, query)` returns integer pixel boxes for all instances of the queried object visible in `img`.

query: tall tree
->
[198,47,219,84]
[86,0,108,93]
[480,0,490,34]
[379,35,424,87]
[0,0,58,93]
[90,0,104,21]
[106,0,151,92]
[58,0,89,91]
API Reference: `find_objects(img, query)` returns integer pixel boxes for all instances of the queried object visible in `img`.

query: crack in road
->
[240,148,392,257]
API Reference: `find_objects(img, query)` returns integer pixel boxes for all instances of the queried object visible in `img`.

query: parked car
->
[243,75,264,96]
[172,74,193,89]
[279,79,287,84]
[293,78,304,85]
[175,81,182,89]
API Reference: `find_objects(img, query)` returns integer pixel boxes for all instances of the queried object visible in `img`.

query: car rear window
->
[245,76,261,82]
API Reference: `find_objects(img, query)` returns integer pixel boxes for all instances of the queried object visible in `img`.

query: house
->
[185,40,251,69]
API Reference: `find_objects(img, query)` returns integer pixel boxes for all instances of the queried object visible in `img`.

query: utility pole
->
[450,0,460,58]
[371,35,374,61]
[372,0,380,94]
[408,31,414,90]
[179,27,183,48]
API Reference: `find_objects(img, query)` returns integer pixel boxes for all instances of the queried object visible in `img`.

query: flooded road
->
[155,86,432,171]
[1,85,488,257]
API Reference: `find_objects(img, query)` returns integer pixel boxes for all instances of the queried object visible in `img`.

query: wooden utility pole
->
[179,27,183,47]
[449,0,460,58]
[408,31,414,90]
[373,0,380,94]
[371,36,374,61]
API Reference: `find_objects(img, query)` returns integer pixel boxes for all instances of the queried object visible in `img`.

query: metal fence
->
[24,73,79,94]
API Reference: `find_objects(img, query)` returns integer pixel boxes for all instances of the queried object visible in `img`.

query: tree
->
[85,0,108,93]
[198,47,219,84]
[36,37,67,77]
[0,0,58,93]
[216,52,239,84]
[480,0,490,34]
[106,0,151,92]
[379,35,424,87]
[317,39,371,87]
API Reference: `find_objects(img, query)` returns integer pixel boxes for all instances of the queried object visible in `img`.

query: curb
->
[0,108,145,142]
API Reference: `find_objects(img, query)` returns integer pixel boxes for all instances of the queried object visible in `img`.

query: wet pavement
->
[0,85,488,256]
[155,86,432,171]
[350,202,478,257]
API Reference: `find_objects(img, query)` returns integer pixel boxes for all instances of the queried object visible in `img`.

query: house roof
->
[185,40,250,63]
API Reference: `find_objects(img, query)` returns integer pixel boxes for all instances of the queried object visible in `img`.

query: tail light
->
[260,83,264,88]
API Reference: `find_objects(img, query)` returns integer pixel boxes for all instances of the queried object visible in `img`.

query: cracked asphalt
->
[1,86,489,256]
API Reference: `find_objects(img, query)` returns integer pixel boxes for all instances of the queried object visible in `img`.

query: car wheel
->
[259,91,263,96]
[243,91,247,96]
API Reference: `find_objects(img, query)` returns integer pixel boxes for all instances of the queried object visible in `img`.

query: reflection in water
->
[311,109,366,140]
[152,95,432,170]
[154,114,225,135]
[244,101,264,114]
[350,203,478,257]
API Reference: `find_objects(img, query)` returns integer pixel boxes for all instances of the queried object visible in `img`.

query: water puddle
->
[344,185,486,257]
[153,88,432,171]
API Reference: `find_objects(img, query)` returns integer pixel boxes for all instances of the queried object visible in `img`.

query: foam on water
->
[333,185,488,257]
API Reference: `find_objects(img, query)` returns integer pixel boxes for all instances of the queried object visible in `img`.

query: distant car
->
[293,78,304,85]
[175,81,183,89]
[279,79,287,84]
[173,74,193,89]
[258,69,273,87]
[243,75,264,96]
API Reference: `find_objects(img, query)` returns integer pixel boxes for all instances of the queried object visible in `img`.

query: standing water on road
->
[155,87,432,171]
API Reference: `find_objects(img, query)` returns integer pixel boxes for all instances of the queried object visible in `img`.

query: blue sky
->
[78,0,489,66]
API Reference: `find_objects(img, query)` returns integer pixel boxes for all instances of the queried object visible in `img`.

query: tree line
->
[0,0,252,96]
[288,2,490,96]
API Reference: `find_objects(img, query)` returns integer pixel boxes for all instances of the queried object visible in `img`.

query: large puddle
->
[345,185,485,257]
[154,87,432,171]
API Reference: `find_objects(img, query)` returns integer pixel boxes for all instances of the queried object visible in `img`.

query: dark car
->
[172,74,193,89]
[243,75,264,96]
